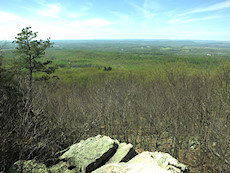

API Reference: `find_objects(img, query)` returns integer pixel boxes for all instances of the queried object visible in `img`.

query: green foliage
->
[1,39,230,172]
[4,40,230,84]
[0,44,19,99]
[13,27,56,83]
[214,61,230,101]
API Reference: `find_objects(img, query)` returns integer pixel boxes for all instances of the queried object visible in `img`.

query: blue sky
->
[0,0,230,40]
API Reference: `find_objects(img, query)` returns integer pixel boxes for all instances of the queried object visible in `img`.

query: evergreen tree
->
[13,27,56,96]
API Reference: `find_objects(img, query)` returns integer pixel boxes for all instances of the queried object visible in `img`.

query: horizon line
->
[2,38,230,42]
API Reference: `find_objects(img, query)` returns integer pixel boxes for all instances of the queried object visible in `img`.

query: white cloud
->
[66,2,93,19]
[39,4,61,18]
[130,2,155,19]
[70,19,112,28]
[0,11,32,40]
[80,2,93,12]
[143,0,162,10]
[0,10,64,40]
[181,0,230,16]
[110,11,134,25]
[169,15,223,24]
[197,15,223,21]
[0,11,28,23]
[169,18,193,24]
[67,12,87,19]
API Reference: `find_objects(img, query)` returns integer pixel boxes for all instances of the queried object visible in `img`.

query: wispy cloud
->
[143,0,162,11]
[67,2,93,19]
[0,11,29,23]
[169,18,193,24]
[110,11,134,25]
[39,4,61,18]
[67,12,87,19]
[130,0,160,19]
[169,15,223,24]
[0,11,31,40]
[80,2,93,12]
[70,19,112,28]
[181,0,230,16]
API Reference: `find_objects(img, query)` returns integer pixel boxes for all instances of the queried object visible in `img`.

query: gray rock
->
[92,152,167,173]
[7,160,49,173]
[60,135,119,173]
[106,143,137,164]
[48,161,69,173]
[6,135,189,173]
[147,151,189,172]
[93,151,189,173]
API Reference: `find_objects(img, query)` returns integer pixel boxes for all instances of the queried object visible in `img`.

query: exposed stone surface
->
[106,143,137,164]
[93,151,188,173]
[6,160,48,173]
[60,135,119,173]
[147,151,188,172]
[48,161,69,173]
[92,153,167,173]
[6,135,189,173]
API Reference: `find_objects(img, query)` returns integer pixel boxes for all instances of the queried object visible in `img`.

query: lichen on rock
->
[6,135,189,173]
[7,160,49,173]
[60,135,119,173]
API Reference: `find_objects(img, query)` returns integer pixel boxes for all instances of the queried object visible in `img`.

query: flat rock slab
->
[60,135,119,173]
[106,143,137,164]
[92,153,168,173]
[93,151,189,173]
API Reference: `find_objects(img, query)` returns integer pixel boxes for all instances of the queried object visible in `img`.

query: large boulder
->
[6,135,189,173]
[59,135,119,173]
[147,151,188,172]
[6,160,48,173]
[92,151,189,173]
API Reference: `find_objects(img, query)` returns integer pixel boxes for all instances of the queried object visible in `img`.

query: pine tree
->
[13,27,56,100]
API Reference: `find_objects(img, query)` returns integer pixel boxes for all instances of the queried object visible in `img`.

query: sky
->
[0,0,230,41]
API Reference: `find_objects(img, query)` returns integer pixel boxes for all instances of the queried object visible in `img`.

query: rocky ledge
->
[7,135,189,173]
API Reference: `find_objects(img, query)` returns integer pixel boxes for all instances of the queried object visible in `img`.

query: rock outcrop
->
[7,160,49,173]
[93,151,188,173]
[6,135,189,173]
